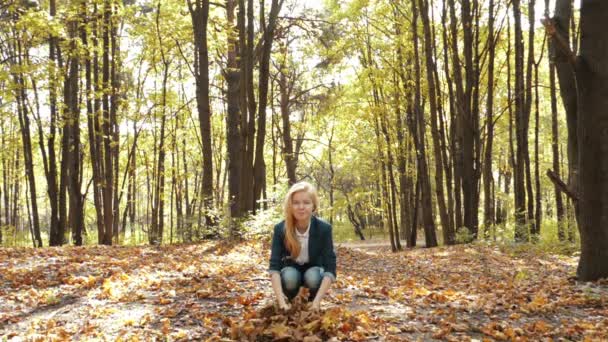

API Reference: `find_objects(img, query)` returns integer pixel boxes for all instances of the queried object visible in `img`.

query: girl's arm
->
[311,276,332,310]
[271,272,290,310]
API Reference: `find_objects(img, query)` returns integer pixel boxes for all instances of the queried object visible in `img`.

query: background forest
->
[0,0,604,278]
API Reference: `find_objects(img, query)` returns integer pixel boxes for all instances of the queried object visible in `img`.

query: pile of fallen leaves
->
[219,290,387,341]
[0,239,607,341]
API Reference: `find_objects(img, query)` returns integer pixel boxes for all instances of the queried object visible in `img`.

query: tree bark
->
[512,0,528,242]
[253,0,283,211]
[412,0,438,247]
[419,0,452,245]
[187,0,214,227]
[553,0,579,225]
[482,0,496,239]
[547,1,566,240]
[570,0,608,281]
[12,33,42,248]
[225,0,243,225]
[64,15,84,246]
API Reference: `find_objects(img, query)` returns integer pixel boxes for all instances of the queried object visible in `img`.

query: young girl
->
[268,182,337,311]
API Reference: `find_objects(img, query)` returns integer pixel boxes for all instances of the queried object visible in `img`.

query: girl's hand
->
[309,299,321,311]
[278,293,291,311]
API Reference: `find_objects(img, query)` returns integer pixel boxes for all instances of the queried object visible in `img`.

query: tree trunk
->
[512,0,528,242]
[226,0,243,225]
[412,0,437,247]
[548,18,566,240]
[482,0,496,239]
[253,0,282,211]
[419,0,452,245]
[525,0,537,239]
[447,0,464,232]
[570,0,608,281]
[100,0,115,245]
[13,35,42,248]
[278,59,297,185]
[553,0,579,225]
[47,0,63,246]
[533,63,542,239]
[187,0,214,227]
[64,16,84,246]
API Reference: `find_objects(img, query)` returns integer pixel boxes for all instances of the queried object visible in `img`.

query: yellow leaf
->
[387,326,401,334]
[267,323,290,338]
[161,318,171,334]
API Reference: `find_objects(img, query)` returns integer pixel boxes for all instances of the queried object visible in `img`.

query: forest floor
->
[0,238,607,341]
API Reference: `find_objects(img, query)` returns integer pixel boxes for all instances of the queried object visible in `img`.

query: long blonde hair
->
[283,181,319,258]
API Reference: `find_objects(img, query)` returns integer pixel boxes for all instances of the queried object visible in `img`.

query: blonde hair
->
[283,181,319,258]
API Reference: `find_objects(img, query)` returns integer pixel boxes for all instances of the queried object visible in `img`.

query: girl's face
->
[291,191,314,223]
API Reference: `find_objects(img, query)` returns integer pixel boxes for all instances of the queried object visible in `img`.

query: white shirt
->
[294,220,311,265]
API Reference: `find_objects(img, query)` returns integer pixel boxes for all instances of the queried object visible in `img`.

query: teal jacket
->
[268,216,337,281]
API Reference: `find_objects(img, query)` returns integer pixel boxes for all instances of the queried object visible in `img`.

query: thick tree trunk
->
[572,0,608,281]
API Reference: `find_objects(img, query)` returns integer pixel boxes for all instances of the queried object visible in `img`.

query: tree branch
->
[546,169,578,202]
[542,17,576,66]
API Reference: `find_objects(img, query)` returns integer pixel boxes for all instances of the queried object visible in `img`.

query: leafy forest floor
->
[0,239,607,341]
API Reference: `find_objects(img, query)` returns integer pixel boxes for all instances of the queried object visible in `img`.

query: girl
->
[268,182,337,311]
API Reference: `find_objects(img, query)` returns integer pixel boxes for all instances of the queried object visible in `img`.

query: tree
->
[187,0,214,228]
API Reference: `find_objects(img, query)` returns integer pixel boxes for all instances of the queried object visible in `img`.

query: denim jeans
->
[280,264,324,301]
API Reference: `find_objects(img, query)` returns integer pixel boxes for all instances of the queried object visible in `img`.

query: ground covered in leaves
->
[0,239,607,341]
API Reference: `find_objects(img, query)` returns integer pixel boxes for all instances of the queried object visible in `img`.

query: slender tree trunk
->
[440,0,456,239]
[419,0,451,245]
[512,0,528,242]
[483,0,496,239]
[524,0,537,239]
[64,15,84,246]
[253,0,282,211]
[547,3,566,240]
[412,0,437,247]
[278,59,297,185]
[47,0,63,246]
[100,0,115,245]
[187,0,214,227]
[447,0,464,232]
[12,35,42,248]
[237,0,254,214]
[533,63,541,239]
[226,0,243,226]
[552,0,579,232]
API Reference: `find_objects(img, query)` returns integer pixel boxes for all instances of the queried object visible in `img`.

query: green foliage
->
[455,226,475,244]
